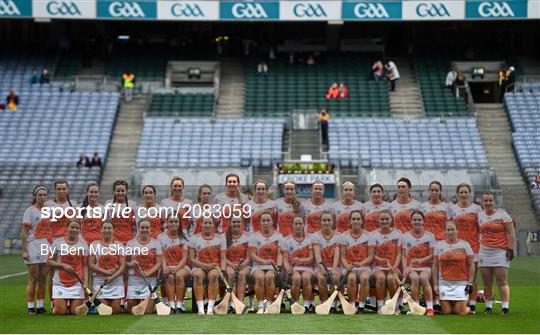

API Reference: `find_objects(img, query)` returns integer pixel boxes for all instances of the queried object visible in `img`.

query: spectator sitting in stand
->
[40,68,50,84]
[325,83,339,100]
[30,69,39,85]
[338,83,348,99]
[90,152,102,168]
[5,90,19,112]
[257,62,268,76]
[76,152,91,168]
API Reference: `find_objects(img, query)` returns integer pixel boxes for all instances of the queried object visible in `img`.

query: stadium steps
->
[101,94,146,188]
[216,59,245,117]
[476,103,538,228]
[389,57,424,119]
[290,129,321,160]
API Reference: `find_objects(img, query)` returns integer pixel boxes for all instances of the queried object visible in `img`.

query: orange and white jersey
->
[22,205,51,242]
[90,240,124,272]
[450,203,481,253]
[302,199,333,234]
[225,231,251,265]
[275,198,305,237]
[371,229,402,270]
[50,237,88,287]
[401,231,435,269]
[331,200,364,233]
[390,198,422,233]
[421,201,451,241]
[189,233,225,266]
[157,232,188,267]
[339,230,372,264]
[246,199,277,233]
[214,192,250,233]
[80,204,104,244]
[361,200,390,232]
[105,199,137,245]
[478,209,513,250]
[160,197,193,231]
[248,231,282,265]
[280,234,313,268]
[434,239,474,281]
[136,204,165,239]
[125,237,162,276]
[310,231,341,268]
[47,199,78,239]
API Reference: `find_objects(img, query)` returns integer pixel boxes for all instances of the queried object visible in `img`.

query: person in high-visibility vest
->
[122,72,135,102]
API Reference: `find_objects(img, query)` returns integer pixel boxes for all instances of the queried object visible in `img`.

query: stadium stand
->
[416,55,470,117]
[521,82,540,93]
[505,91,540,217]
[148,93,214,117]
[135,118,284,168]
[0,51,57,93]
[245,54,390,117]
[328,118,489,169]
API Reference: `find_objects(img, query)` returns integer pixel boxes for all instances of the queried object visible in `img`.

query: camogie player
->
[280,216,314,312]
[49,179,78,241]
[332,182,364,233]
[105,180,137,245]
[22,186,51,314]
[303,181,333,234]
[223,216,251,311]
[401,211,436,316]
[339,211,374,313]
[390,177,421,233]
[189,184,214,236]
[478,193,516,315]
[449,183,481,313]
[246,180,277,233]
[137,185,164,239]
[362,183,390,232]
[79,183,105,244]
[432,221,475,315]
[248,212,283,314]
[189,216,226,315]
[214,173,250,233]
[312,211,341,312]
[88,221,126,314]
[275,181,304,237]
[47,221,89,315]
[421,181,452,241]
[125,220,163,314]
[160,177,192,232]
[371,210,402,314]
[158,214,190,313]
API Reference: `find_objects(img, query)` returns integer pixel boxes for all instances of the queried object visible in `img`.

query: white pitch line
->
[0,271,26,279]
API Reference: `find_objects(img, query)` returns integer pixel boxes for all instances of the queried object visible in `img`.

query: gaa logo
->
[293,3,327,17]
[231,3,268,18]
[354,3,389,18]
[0,0,20,15]
[478,1,514,17]
[171,3,204,17]
[47,0,81,16]
[416,3,450,17]
[109,1,145,18]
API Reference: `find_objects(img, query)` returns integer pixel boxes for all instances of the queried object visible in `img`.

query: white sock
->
[369,296,376,306]
[469,300,476,306]
[426,301,433,309]
[377,300,384,308]
[485,300,493,309]
[258,300,265,309]
[331,300,336,308]
[37,300,44,308]
[435,299,440,305]
[207,300,215,312]
[196,301,205,312]
[170,301,176,309]
[502,302,509,309]
[177,301,185,310]
[27,302,35,309]
[230,302,234,308]
[358,302,365,308]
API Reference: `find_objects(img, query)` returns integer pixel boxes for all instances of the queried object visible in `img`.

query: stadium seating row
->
[148,93,214,117]
[136,118,284,168]
[328,118,489,168]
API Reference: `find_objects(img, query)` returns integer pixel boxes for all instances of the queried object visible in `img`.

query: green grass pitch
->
[1,255,539,333]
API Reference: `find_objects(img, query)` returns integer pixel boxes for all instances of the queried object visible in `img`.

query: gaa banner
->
[342,0,402,20]
[157,0,219,20]
[280,0,341,21]
[466,0,528,19]
[402,0,466,20]
[0,0,32,17]
[34,0,96,19]
[97,0,156,19]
